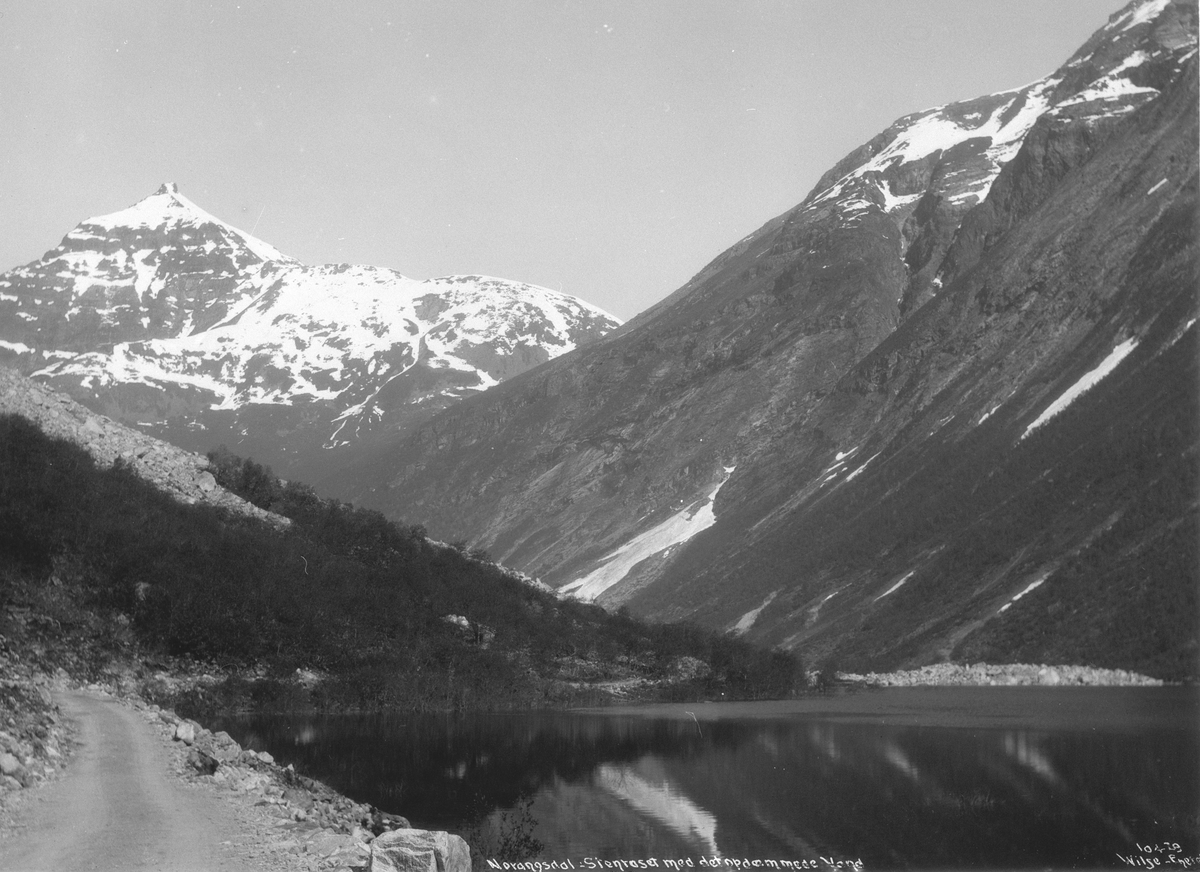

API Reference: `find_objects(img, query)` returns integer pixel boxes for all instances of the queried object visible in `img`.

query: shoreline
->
[3,660,1182,867]
[0,677,468,871]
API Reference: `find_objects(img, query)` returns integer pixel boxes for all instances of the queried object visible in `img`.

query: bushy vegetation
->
[0,415,802,715]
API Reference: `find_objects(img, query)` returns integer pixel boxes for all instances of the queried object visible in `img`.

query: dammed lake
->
[214,686,1200,870]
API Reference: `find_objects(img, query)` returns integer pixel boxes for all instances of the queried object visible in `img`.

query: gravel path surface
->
[0,690,292,872]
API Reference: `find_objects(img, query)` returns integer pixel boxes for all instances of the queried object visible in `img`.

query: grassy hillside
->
[0,414,802,715]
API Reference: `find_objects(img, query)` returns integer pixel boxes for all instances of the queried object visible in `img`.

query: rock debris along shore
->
[157,697,470,872]
[838,662,1165,687]
[0,365,287,528]
[0,681,472,872]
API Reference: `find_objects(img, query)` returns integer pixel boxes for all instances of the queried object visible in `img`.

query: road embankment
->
[0,685,464,872]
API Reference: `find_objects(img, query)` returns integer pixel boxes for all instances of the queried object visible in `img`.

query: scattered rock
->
[839,662,1165,687]
[0,754,25,782]
[369,828,472,872]
[186,747,219,776]
[283,787,315,810]
[0,652,466,870]
[173,722,196,745]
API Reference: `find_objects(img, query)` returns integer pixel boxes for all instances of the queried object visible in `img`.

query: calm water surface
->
[214,687,1200,869]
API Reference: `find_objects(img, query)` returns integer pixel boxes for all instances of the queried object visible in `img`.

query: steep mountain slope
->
[641,54,1199,676]
[0,184,620,478]
[333,0,1198,677]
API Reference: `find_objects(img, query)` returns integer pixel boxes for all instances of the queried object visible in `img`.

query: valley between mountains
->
[1,0,1197,689]
[329,0,1200,678]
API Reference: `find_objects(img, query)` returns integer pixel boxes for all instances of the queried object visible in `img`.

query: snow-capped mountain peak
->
[781,0,1195,314]
[82,182,294,266]
[0,185,621,475]
[802,0,1194,228]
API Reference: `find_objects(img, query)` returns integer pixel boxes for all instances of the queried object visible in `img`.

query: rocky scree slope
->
[331,0,1198,678]
[0,184,620,480]
[0,366,285,527]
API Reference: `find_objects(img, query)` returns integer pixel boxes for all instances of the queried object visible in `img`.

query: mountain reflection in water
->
[214,687,1199,869]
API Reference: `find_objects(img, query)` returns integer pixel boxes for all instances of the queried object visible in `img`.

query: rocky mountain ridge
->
[329,0,1198,678]
[0,184,620,477]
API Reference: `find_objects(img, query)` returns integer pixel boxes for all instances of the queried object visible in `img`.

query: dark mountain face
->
[639,56,1199,677]
[0,186,620,480]
[332,0,1199,678]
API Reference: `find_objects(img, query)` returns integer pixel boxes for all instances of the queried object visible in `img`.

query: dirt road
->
[0,690,265,872]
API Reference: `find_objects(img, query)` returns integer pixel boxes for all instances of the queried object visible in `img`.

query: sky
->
[1,1,1126,321]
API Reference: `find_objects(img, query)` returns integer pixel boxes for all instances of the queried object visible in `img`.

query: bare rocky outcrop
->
[0,366,288,528]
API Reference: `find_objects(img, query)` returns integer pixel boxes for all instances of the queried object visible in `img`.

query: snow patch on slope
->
[560,468,736,603]
[1022,338,1138,439]
[998,572,1050,614]
[875,570,916,602]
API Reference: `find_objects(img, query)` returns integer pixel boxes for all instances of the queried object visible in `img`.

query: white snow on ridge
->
[1112,0,1172,32]
[560,468,736,603]
[805,76,1057,218]
[797,0,1189,225]
[31,244,621,423]
[85,183,293,264]
[1021,338,1139,439]
[1057,70,1159,110]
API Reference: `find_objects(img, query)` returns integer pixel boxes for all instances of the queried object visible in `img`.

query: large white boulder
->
[369,828,471,872]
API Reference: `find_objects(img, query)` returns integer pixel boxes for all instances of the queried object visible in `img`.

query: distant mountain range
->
[0,183,620,476]
[326,0,1199,677]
